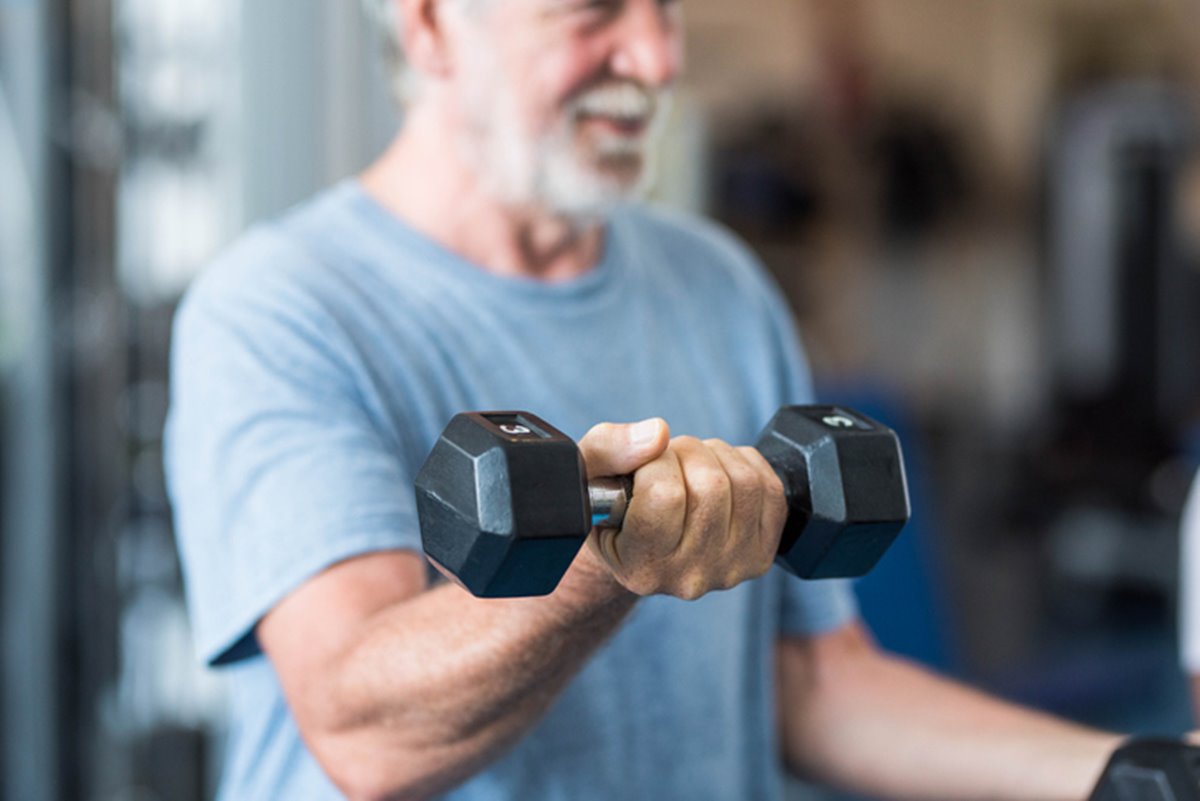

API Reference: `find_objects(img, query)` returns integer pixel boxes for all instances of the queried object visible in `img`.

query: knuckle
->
[761,472,786,506]
[737,445,768,468]
[643,478,687,510]
[689,467,731,500]
[624,573,658,597]
[727,461,760,493]
[709,568,734,592]
[757,550,776,578]
[673,575,708,602]
[728,549,774,586]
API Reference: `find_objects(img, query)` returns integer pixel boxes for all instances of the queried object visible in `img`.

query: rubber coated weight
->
[415,412,590,597]
[416,406,910,597]
[1089,738,1200,801]
[758,406,909,579]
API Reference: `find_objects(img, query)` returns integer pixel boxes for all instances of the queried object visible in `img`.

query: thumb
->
[578,418,669,479]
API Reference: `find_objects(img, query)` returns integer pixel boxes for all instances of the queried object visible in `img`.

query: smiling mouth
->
[578,112,650,138]
[570,80,657,140]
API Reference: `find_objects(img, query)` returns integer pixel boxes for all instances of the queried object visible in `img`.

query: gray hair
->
[361,0,412,104]
[361,0,491,105]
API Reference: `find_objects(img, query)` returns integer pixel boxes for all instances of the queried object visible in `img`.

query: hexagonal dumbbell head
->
[1088,738,1200,801]
[415,412,590,597]
[754,406,910,579]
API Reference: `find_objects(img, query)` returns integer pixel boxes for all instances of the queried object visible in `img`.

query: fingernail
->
[630,418,660,446]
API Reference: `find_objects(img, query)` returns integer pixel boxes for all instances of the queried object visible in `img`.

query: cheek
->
[526,41,614,123]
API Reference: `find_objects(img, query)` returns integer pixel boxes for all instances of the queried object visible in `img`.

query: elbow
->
[312,728,451,801]
[293,663,482,801]
[333,781,394,801]
[293,676,429,801]
[320,745,431,801]
[291,681,458,801]
[335,780,417,801]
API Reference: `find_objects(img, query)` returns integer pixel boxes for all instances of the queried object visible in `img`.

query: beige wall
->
[683,0,1200,193]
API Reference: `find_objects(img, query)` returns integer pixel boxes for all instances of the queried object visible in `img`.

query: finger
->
[588,524,625,574]
[578,418,670,479]
[737,445,788,568]
[672,436,733,563]
[706,440,767,585]
[619,445,687,571]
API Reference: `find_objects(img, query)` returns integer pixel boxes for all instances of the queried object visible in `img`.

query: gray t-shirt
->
[165,180,858,801]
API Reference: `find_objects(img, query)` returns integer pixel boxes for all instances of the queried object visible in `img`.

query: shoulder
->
[169,193,383,401]
[176,184,376,349]
[184,185,358,313]
[183,228,317,312]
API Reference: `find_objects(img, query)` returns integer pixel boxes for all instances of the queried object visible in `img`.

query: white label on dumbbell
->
[500,423,532,436]
[822,414,856,429]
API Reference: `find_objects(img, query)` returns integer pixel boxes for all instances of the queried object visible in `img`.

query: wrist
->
[550,543,637,622]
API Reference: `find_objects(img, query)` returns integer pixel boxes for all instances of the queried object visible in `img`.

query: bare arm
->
[778,622,1123,801]
[258,418,787,801]
[256,417,668,801]
[259,547,636,801]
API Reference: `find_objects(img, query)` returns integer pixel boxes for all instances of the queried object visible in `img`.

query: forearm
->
[779,627,1122,801]
[300,556,638,801]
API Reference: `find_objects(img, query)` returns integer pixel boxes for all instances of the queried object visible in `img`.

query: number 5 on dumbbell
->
[414,407,911,598]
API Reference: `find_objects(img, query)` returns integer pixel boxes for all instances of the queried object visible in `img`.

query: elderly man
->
[166,1,1127,799]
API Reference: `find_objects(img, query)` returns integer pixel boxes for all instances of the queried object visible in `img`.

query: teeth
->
[577,83,653,121]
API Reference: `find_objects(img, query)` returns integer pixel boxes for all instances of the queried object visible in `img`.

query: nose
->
[609,0,683,88]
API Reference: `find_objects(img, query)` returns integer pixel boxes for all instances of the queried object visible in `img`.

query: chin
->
[502,138,656,223]
[597,156,645,186]
[558,178,645,221]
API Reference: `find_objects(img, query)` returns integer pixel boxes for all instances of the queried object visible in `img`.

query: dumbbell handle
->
[588,476,635,530]
[588,470,790,532]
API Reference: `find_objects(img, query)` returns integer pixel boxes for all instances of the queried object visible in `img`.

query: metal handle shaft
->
[588,476,633,529]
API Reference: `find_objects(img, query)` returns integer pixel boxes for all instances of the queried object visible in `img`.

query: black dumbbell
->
[1089,738,1200,801]
[414,406,910,598]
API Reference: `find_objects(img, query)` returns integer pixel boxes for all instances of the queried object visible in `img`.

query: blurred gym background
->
[3,1,1200,799]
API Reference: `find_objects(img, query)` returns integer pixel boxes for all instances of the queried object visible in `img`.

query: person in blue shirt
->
[166,1,1129,799]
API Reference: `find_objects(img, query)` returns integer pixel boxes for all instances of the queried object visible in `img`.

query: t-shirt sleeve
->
[165,231,420,666]
[750,247,861,637]
[1180,470,1200,671]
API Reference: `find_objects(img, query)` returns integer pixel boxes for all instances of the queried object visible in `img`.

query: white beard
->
[455,56,673,223]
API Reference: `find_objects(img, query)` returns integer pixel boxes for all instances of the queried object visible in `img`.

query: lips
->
[569,80,656,140]
[578,112,649,138]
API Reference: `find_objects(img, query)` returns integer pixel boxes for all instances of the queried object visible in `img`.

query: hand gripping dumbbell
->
[414,407,911,598]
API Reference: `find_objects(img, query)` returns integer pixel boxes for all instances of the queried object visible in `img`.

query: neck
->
[359,104,606,282]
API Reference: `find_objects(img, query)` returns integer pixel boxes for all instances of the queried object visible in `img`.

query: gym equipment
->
[1089,738,1200,801]
[415,406,910,598]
